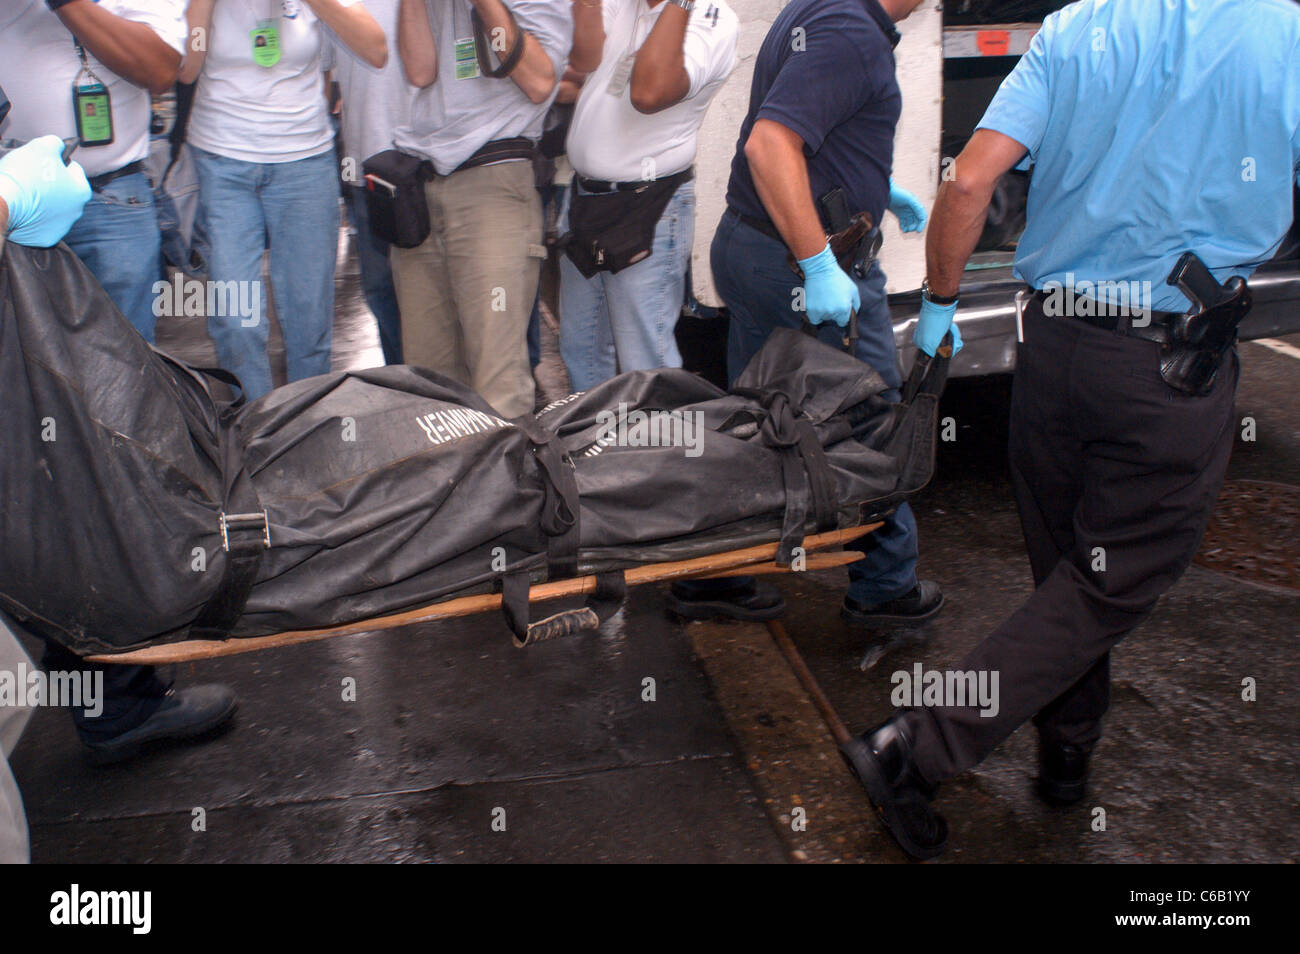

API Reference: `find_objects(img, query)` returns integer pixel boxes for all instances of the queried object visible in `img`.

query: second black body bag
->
[362,149,434,248]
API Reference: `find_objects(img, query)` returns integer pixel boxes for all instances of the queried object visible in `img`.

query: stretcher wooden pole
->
[764,619,853,746]
[88,523,880,665]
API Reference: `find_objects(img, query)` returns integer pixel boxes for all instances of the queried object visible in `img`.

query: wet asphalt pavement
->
[10,218,1297,863]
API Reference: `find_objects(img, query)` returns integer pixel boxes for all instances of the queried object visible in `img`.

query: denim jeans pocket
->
[92,173,154,211]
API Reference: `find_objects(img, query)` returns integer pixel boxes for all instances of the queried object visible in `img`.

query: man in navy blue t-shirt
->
[667,0,944,626]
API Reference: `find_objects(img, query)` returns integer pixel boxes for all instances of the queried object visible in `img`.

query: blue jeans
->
[711,209,919,604]
[558,179,692,390]
[344,185,402,365]
[63,171,162,343]
[192,147,339,399]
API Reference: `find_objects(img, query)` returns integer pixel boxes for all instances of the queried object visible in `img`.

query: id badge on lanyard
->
[452,2,480,79]
[72,43,113,147]
[252,0,283,67]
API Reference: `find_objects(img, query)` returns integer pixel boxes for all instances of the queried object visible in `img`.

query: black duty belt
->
[88,160,145,191]
[1030,288,1179,346]
[453,137,535,174]
[576,167,694,194]
[727,205,783,243]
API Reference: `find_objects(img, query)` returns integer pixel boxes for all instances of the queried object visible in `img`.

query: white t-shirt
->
[565,0,737,182]
[0,0,187,178]
[392,0,572,177]
[322,0,414,185]
[188,0,359,163]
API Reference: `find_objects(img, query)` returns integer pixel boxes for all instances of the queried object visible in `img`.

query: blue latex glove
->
[888,180,927,233]
[797,243,859,328]
[0,136,91,248]
[914,296,964,356]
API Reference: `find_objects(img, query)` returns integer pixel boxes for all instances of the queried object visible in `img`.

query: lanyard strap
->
[72,41,104,87]
[472,4,526,78]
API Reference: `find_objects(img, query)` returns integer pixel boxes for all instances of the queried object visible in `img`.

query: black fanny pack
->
[561,168,693,277]
[362,149,435,248]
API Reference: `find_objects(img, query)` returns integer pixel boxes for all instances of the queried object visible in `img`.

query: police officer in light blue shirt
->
[840,0,1300,860]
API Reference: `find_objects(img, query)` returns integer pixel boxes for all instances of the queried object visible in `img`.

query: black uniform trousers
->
[910,298,1238,782]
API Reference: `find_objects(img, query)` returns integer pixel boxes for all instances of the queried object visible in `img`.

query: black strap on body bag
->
[560,169,693,277]
[362,149,434,248]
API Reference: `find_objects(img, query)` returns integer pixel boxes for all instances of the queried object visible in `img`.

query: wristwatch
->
[46,0,82,11]
[921,278,959,306]
[669,0,696,12]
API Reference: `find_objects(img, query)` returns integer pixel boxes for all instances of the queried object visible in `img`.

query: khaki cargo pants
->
[390,160,544,419]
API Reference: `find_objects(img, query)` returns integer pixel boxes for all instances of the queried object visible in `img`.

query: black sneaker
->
[840,716,948,860]
[665,576,786,622]
[83,684,238,766]
[841,580,944,624]
[1037,740,1092,806]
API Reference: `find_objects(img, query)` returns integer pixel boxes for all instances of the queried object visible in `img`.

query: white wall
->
[692,0,943,305]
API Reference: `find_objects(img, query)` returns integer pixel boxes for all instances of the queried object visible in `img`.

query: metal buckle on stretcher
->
[219,511,271,551]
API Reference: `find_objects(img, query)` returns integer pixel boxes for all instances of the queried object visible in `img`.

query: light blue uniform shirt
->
[978,0,1300,312]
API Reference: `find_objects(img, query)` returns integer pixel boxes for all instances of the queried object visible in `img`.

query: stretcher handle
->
[799,309,859,354]
[901,331,954,406]
[522,607,603,644]
[503,569,627,648]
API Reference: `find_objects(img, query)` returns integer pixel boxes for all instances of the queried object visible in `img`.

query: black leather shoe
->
[1037,741,1092,806]
[841,580,944,624]
[666,577,786,622]
[83,685,237,765]
[840,716,948,860]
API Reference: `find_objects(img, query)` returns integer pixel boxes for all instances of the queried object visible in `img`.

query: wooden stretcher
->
[87,523,880,666]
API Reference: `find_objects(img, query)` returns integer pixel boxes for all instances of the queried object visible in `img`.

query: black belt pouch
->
[561,170,692,277]
[362,149,435,249]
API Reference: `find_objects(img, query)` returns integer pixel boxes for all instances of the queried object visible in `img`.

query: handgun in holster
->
[787,187,881,279]
[791,188,880,353]
[1161,252,1253,396]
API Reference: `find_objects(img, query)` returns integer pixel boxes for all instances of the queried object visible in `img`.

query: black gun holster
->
[1159,276,1252,396]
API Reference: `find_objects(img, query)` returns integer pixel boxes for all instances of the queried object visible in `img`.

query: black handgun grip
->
[1167,252,1231,312]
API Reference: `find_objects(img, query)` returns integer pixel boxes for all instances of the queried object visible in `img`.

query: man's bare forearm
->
[0,200,8,257]
[925,179,991,299]
[179,0,215,84]
[570,0,603,74]
[305,0,388,68]
[56,0,181,96]
[744,119,827,260]
[925,129,1030,298]
[629,3,689,114]
[398,0,438,87]
[471,0,556,103]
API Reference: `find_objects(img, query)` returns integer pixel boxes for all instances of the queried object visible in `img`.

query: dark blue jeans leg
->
[62,171,162,344]
[345,185,404,365]
[40,641,168,743]
[840,263,919,603]
[712,212,918,603]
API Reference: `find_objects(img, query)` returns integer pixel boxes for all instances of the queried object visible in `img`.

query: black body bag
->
[362,149,434,248]
[561,170,692,277]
